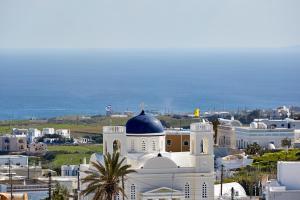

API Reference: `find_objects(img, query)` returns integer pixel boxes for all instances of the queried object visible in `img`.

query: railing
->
[190,123,212,132]
[103,126,126,134]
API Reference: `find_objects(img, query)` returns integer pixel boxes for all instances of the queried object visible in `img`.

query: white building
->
[217,118,242,149]
[12,128,28,136]
[55,129,71,138]
[216,154,253,170]
[28,128,42,143]
[0,155,28,166]
[265,161,300,200]
[42,128,55,135]
[254,118,300,129]
[61,165,79,176]
[235,126,296,149]
[80,110,215,200]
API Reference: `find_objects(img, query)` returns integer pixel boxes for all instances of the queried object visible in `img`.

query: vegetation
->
[41,145,103,173]
[212,119,220,144]
[81,152,136,200]
[245,143,262,155]
[44,183,69,200]
[225,148,300,196]
[281,138,292,148]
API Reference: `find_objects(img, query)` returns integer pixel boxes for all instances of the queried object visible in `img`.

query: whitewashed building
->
[80,110,215,200]
[42,128,55,135]
[265,161,300,200]
[55,129,71,138]
[217,118,242,149]
[235,126,296,149]
[61,165,79,176]
[28,128,42,143]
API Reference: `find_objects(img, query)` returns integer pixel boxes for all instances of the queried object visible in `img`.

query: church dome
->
[126,110,164,135]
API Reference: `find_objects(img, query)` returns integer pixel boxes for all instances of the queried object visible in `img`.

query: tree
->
[44,183,69,200]
[281,138,291,148]
[245,143,262,155]
[212,119,220,144]
[81,151,136,200]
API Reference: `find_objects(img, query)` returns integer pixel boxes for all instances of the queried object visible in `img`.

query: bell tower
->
[190,121,215,200]
[103,126,127,156]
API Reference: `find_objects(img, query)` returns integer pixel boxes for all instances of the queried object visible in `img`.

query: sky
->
[0,0,300,49]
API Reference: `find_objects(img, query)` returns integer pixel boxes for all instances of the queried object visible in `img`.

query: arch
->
[201,138,209,154]
[202,182,207,198]
[130,184,136,200]
[113,140,121,153]
[185,182,190,199]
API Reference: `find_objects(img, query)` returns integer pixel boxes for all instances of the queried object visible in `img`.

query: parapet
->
[103,126,126,134]
[190,122,212,132]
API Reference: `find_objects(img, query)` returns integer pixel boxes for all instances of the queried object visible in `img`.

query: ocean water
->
[0,48,299,120]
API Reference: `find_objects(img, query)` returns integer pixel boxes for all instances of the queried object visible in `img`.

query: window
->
[113,140,121,153]
[131,140,135,152]
[167,139,172,146]
[141,140,146,151]
[114,193,120,200]
[183,141,189,146]
[152,140,156,151]
[130,184,136,200]
[202,183,207,198]
[184,183,190,199]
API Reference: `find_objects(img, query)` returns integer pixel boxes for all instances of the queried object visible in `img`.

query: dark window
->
[183,141,189,146]
[167,139,172,146]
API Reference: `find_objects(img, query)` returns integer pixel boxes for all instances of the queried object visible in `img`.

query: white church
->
[80,110,215,200]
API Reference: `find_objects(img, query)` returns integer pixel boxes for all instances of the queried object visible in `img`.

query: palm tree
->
[212,119,220,144]
[81,151,136,200]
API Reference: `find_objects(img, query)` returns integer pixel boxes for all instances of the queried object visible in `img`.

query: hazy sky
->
[0,0,300,48]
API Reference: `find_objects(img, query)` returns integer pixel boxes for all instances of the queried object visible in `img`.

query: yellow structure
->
[194,108,200,118]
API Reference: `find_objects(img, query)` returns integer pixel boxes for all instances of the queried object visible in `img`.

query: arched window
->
[141,140,146,151]
[152,140,156,151]
[184,182,190,199]
[113,140,121,153]
[200,139,204,153]
[201,139,208,154]
[202,182,207,198]
[130,184,136,200]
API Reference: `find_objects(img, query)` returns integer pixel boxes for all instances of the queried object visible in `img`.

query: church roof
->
[126,110,164,135]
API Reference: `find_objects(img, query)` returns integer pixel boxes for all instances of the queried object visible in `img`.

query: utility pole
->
[122,175,125,200]
[48,172,52,200]
[76,170,80,200]
[220,164,224,197]
[9,158,13,200]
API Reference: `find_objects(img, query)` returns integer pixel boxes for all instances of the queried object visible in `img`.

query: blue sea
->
[0,48,299,120]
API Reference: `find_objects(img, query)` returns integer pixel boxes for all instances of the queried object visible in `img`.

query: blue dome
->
[126,110,164,135]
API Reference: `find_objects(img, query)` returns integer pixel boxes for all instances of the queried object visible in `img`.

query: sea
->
[0,48,299,120]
